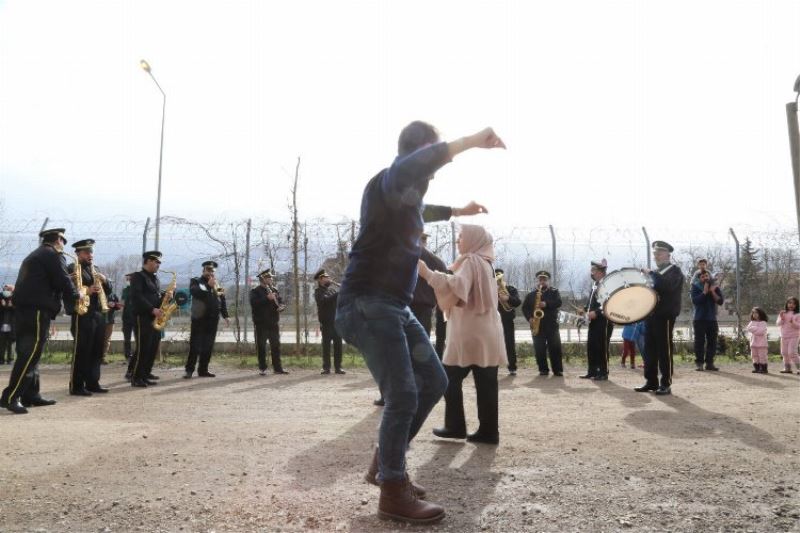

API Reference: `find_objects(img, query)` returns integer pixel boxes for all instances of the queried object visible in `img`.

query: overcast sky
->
[1,0,799,236]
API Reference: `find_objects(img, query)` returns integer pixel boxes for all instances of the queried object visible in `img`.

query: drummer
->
[635,241,684,396]
[579,259,613,381]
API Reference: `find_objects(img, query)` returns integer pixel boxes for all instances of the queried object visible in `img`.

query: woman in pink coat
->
[746,307,769,373]
[776,297,800,374]
[417,224,506,445]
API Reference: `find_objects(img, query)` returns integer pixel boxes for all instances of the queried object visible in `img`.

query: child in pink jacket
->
[746,307,769,373]
[776,297,800,374]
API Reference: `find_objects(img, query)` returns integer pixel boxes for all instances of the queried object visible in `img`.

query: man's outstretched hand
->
[453,201,489,217]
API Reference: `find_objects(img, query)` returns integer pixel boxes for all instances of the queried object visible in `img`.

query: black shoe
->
[432,427,467,439]
[23,397,57,407]
[147,374,160,380]
[634,383,658,392]
[70,389,93,397]
[655,386,672,396]
[579,374,596,379]
[335,369,346,375]
[752,364,760,373]
[553,372,563,377]
[509,370,517,376]
[6,398,28,414]
[538,371,549,376]
[198,372,216,378]
[274,370,289,375]
[592,374,609,381]
[705,365,719,371]
[373,398,385,407]
[321,369,331,375]
[144,379,158,386]
[131,379,148,387]
[86,386,109,393]
[466,432,499,445]
[124,372,132,379]
[695,363,704,371]
[183,372,192,379]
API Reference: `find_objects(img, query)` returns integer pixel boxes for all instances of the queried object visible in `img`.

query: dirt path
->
[1,362,798,532]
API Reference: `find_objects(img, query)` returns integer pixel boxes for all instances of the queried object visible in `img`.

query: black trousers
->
[131,316,160,381]
[320,322,343,371]
[1,307,50,404]
[70,311,106,392]
[587,319,613,376]
[442,365,499,437]
[693,320,718,367]
[0,331,14,362]
[533,327,563,374]
[644,316,675,388]
[254,322,282,372]
[410,304,434,337]
[434,308,446,359]
[501,317,518,371]
[186,318,219,374]
[122,319,134,359]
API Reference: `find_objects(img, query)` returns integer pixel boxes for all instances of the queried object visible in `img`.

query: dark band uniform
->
[411,246,448,338]
[584,262,613,379]
[250,270,286,374]
[643,242,684,390]
[0,289,15,364]
[496,269,522,373]
[129,251,163,386]
[1,229,78,413]
[313,269,343,373]
[521,271,563,375]
[67,239,112,395]
[185,261,229,377]
[121,274,136,361]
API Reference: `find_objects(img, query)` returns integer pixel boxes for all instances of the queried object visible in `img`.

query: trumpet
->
[63,252,90,316]
[496,272,513,313]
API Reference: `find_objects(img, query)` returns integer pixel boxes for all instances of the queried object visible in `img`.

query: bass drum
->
[595,268,657,325]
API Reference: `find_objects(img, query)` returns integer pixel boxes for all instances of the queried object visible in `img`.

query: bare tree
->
[290,157,301,353]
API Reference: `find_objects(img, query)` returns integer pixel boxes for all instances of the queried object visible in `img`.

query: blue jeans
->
[335,291,448,482]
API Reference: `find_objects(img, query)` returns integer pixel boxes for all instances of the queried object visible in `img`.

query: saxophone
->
[92,266,109,313]
[496,272,513,313]
[530,286,545,336]
[153,271,178,331]
[63,252,90,316]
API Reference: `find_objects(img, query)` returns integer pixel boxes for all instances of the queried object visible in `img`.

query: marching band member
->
[581,259,613,381]
[184,261,229,378]
[129,251,166,388]
[250,269,288,375]
[522,270,563,376]
[495,268,522,375]
[313,268,344,375]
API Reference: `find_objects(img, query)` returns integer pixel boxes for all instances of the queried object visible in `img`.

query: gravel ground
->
[0,362,798,533]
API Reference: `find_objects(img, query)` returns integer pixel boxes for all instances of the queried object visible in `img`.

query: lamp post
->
[140,59,166,250]
[786,74,800,245]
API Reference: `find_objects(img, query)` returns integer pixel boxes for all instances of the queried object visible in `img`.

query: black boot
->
[752,363,760,373]
[762,363,768,374]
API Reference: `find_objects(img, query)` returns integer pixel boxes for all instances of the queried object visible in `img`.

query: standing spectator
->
[621,323,637,369]
[777,297,800,374]
[495,269,522,375]
[521,271,563,376]
[746,307,769,374]
[0,284,15,364]
[419,224,506,445]
[313,268,344,375]
[690,270,724,371]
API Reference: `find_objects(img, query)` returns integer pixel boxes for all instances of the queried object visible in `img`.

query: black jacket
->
[412,247,448,309]
[650,263,684,319]
[189,275,229,321]
[12,244,78,319]
[130,270,161,319]
[522,286,561,333]
[66,261,112,315]
[250,285,282,326]
[498,284,522,321]
[314,284,338,325]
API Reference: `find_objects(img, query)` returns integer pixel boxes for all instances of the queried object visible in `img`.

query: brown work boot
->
[365,448,427,498]
[378,477,444,524]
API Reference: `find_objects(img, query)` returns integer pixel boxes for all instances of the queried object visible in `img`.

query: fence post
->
[549,224,556,286]
[786,99,800,245]
[729,228,741,337]
[243,218,251,343]
[450,221,457,263]
[641,226,651,269]
[142,217,150,255]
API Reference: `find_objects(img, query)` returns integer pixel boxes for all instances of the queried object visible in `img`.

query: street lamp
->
[140,59,166,250]
[786,74,800,245]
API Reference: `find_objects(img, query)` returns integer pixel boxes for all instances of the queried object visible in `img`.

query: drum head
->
[603,286,657,324]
